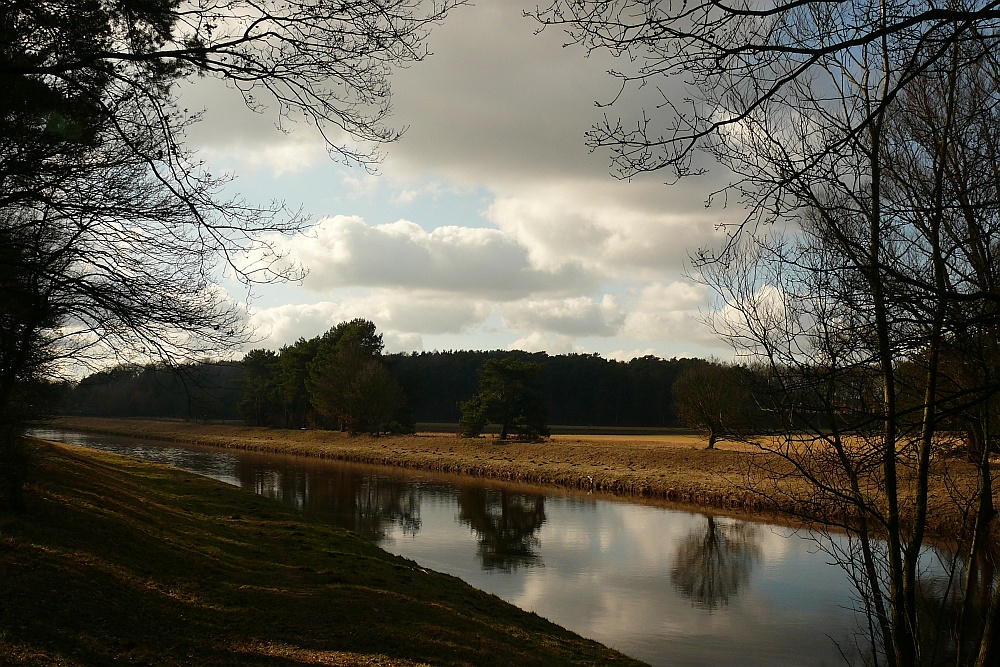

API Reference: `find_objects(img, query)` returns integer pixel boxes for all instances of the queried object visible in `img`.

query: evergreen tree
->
[461,358,548,441]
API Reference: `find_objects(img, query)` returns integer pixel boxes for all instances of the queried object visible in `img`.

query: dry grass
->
[52,417,768,509]
[51,417,994,537]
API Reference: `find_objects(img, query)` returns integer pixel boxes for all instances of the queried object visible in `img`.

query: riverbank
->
[1,439,644,667]
[53,417,768,507]
[51,417,992,537]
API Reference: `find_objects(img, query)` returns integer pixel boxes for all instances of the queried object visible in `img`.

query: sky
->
[179,1,745,361]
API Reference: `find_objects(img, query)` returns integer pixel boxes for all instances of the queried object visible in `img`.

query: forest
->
[58,340,704,430]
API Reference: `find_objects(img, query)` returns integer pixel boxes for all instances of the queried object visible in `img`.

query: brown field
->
[51,417,994,538]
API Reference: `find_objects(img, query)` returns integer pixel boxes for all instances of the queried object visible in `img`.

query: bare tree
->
[672,360,757,449]
[533,2,1000,665]
[0,0,462,507]
[695,52,1000,666]
[532,1,1000,201]
[3,0,462,170]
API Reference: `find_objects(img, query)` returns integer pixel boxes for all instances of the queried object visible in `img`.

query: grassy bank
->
[0,440,644,666]
[51,417,997,539]
[53,417,770,511]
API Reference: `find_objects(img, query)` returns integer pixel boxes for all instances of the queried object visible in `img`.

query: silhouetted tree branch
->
[0,0,462,507]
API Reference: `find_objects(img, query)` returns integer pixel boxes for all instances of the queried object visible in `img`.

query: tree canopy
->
[230,320,410,435]
[460,357,549,441]
[307,319,406,435]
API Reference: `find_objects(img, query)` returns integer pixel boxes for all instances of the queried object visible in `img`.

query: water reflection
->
[37,428,866,667]
[456,488,546,571]
[913,551,998,666]
[237,459,423,541]
[670,516,761,609]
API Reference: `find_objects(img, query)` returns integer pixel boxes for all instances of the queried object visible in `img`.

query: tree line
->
[64,335,1000,454]
[61,322,717,431]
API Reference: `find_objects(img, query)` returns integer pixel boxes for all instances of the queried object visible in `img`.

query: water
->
[35,428,867,666]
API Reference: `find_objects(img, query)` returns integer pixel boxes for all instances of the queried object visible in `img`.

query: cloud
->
[366,292,489,335]
[245,257,727,357]
[708,283,795,352]
[247,290,492,350]
[606,348,659,362]
[177,77,335,177]
[622,282,718,344]
[386,5,603,183]
[385,2,742,223]
[502,295,623,337]
[177,1,750,361]
[508,332,584,356]
[482,180,735,282]
[247,301,348,348]
[382,331,423,354]
[280,215,595,298]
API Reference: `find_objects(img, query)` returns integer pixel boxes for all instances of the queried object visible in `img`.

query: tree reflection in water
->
[671,516,762,610]
[906,548,997,667]
[457,488,546,571]
[238,459,421,541]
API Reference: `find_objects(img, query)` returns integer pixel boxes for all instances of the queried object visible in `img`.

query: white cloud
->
[708,283,795,353]
[338,171,382,200]
[606,348,659,362]
[508,332,584,356]
[248,301,349,348]
[280,215,594,298]
[382,331,423,354]
[231,139,327,177]
[367,292,489,334]
[393,189,419,205]
[502,295,623,337]
[247,291,492,350]
[486,187,730,278]
[622,282,717,344]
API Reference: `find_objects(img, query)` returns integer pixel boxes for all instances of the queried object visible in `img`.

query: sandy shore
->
[51,416,990,537]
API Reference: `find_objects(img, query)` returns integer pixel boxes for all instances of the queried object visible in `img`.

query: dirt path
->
[51,417,989,537]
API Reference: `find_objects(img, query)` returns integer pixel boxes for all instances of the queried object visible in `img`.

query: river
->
[36,428,870,667]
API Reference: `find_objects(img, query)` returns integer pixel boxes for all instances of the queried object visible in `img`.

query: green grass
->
[0,440,646,667]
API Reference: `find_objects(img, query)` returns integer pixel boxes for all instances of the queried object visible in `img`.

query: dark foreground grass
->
[0,441,645,667]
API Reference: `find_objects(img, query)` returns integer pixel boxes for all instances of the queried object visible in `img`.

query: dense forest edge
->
[52,343,705,430]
